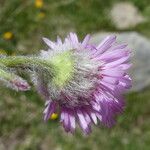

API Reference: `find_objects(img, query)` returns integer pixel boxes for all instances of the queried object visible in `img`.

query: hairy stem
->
[0,56,55,77]
[0,56,51,68]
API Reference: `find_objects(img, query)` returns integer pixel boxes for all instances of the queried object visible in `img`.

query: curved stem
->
[0,56,55,76]
[0,56,51,68]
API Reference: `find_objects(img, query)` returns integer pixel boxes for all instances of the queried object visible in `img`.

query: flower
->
[50,113,58,120]
[35,0,43,8]
[34,33,131,134]
[37,12,46,19]
[3,32,13,40]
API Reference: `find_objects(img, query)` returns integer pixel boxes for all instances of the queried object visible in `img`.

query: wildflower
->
[3,32,13,40]
[37,12,46,19]
[33,33,132,134]
[35,0,43,8]
[50,113,58,120]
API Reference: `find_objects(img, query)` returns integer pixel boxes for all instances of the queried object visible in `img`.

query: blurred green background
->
[0,0,150,150]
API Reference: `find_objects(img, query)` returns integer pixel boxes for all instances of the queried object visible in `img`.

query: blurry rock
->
[91,32,150,91]
[110,2,145,29]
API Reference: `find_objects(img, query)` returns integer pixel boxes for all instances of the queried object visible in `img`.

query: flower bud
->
[0,67,30,91]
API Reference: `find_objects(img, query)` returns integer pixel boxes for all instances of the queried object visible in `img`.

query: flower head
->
[50,113,58,120]
[3,32,13,40]
[37,12,46,19]
[34,33,131,134]
[35,0,43,8]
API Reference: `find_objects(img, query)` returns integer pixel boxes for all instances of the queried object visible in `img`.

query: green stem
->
[0,56,54,75]
[0,56,50,68]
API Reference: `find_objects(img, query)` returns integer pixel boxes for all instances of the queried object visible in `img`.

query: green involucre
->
[51,51,75,87]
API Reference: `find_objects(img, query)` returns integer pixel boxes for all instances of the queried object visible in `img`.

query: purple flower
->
[35,33,131,134]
